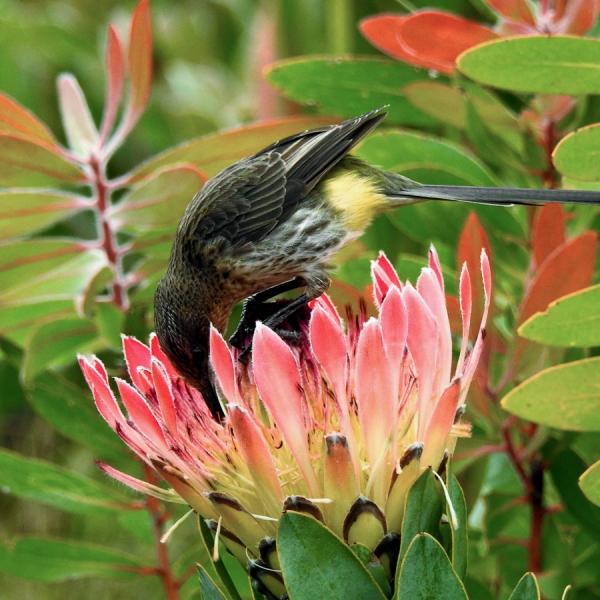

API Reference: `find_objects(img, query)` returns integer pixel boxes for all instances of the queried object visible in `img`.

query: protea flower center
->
[79,248,491,598]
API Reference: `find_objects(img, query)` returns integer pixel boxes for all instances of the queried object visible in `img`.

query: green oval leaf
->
[554,124,600,182]
[130,116,332,182]
[518,284,600,347]
[27,372,128,464]
[395,533,467,600]
[402,81,466,129]
[267,56,433,127]
[0,190,87,239]
[0,537,142,582]
[548,449,600,538]
[356,130,498,186]
[458,36,600,95]
[508,572,541,600]
[465,83,523,154]
[0,240,107,306]
[400,468,443,560]
[0,358,25,417]
[22,317,97,382]
[197,518,243,600]
[0,134,84,186]
[77,264,114,316]
[111,165,204,232]
[448,474,468,580]
[94,302,125,349]
[501,357,600,431]
[277,511,386,600]
[464,100,526,173]
[580,460,600,508]
[198,565,229,600]
[355,129,525,246]
[0,448,131,515]
[0,300,75,347]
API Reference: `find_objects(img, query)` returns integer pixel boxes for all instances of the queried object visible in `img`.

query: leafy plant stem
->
[502,418,531,488]
[143,464,180,600]
[541,120,558,189]
[453,443,506,462]
[89,154,129,310]
[489,361,516,397]
[501,417,545,575]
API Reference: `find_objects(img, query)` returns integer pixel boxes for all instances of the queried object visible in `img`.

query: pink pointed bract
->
[79,248,491,584]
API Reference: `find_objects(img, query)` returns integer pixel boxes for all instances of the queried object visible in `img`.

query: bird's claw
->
[229,321,254,351]
[275,329,301,343]
[234,326,302,365]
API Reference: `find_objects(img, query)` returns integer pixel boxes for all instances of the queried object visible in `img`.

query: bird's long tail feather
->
[389,183,600,206]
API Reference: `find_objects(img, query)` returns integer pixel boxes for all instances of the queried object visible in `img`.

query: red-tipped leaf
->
[0,134,84,186]
[457,212,492,338]
[126,0,152,128]
[0,93,57,145]
[100,25,126,141]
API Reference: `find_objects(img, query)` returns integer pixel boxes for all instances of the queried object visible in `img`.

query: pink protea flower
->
[79,247,490,595]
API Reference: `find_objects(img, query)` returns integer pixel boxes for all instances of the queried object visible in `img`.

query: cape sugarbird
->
[155,108,600,417]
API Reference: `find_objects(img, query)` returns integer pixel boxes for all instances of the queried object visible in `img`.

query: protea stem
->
[144,465,180,600]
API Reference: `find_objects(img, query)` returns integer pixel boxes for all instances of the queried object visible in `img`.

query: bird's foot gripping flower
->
[79,247,491,597]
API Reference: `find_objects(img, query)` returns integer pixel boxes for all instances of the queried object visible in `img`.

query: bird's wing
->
[261,107,387,193]
[188,108,388,248]
[190,151,288,248]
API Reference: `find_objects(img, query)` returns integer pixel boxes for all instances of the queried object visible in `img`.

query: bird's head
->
[154,274,211,390]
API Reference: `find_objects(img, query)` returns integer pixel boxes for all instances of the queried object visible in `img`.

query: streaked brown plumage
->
[155,108,600,417]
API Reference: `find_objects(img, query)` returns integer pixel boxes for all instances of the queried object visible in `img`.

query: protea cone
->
[79,247,491,598]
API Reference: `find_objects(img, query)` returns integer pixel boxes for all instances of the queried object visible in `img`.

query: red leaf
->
[457,212,492,338]
[485,0,535,24]
[556,0,599,34]
[126,0,152,126]
[396,11,498,74]
[100,25,125,141]
[361,15,416,62]
[360,14,453,72]
[445,294,462,336]
[554,0,569,18]
[531,204,567,269]
[0,94,57,146]
[519,232,598,324]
